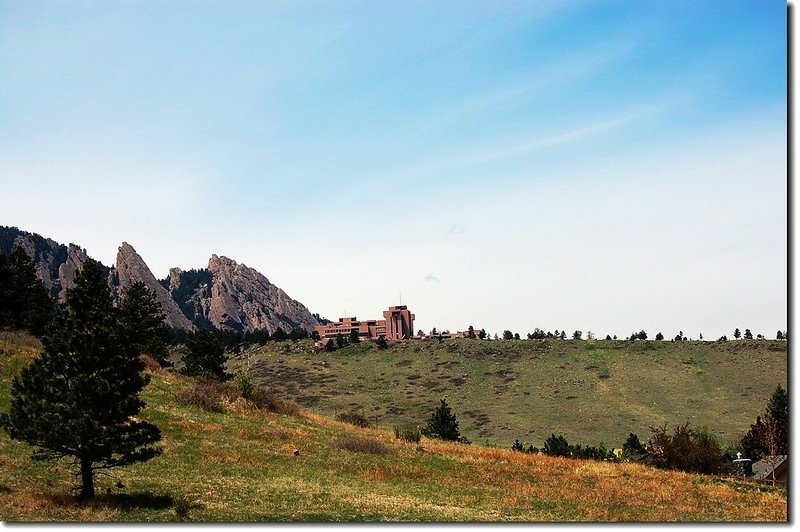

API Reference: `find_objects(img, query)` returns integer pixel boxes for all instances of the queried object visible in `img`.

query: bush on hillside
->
[336,411,372,428]
[647,422,726,474]
[543,434,572,457]
[234,372,254,400]
[394,424,422,443]
[249,387,302,416]
[173,377,230,412]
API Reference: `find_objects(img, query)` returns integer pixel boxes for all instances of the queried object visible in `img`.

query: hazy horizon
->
[0,1,787,340]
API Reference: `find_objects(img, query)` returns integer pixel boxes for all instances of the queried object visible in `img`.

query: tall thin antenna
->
[399,291,402,305]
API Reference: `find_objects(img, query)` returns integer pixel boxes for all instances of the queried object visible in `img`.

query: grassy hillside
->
[226,338,787,449]
[0,331,787,522]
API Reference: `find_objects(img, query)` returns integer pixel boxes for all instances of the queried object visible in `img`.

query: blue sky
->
[0,1,787,339]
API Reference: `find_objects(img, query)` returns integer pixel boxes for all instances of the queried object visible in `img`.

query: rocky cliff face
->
[166,255,319,333]
[2,225,320,333]
[115,242,194,331]
[0,226,93,300]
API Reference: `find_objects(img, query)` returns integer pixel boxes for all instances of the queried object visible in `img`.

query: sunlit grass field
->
[227,337,787,449]
[0,331,787,522]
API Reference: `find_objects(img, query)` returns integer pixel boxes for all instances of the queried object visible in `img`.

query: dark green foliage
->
[734,328,741,339]
[776,330,783,340]
[478,328,486,339]
[743,329,753,340]
[543,434,572,457]
[467,326,475,339]
[540,433,614,460]
[741,385,788,459]
[0,259,161,499]
[655,332,664,341]
[647,423,725,474]
[422,399,461,441]
[572,330,582,340]
[235,373,254,400]
[375,336,388,349]
[502,330,513,340]
[0,247,54,336]
[623,433,645,456]
[325,339,337,352]
[335,333,347,348]
[571,443,614,460]
[181,329,230,381]
[348,329,360,344]
[511,440,539,454]
[272,327,288,342]
[118,282,170,366]
[529,328,545,339]
[289,328,309,341]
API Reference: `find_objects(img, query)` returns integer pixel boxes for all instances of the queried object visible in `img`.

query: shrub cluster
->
[334,437,395,455]
[335,411,373,428]
[173,377,231,412]
[394,425,422,443]
[538,433,616,460]
[647,422,726,474]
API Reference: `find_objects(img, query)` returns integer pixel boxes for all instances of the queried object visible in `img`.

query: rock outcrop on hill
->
[0,226,94,300]
[165,255,319,333]
[114,242,194,331]
[1,225,320,333]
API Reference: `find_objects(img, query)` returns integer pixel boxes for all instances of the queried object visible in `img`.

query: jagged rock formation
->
[0,226,95,300]
[1,226,320,333]
[114,242,194,331]
[58,244,89,299]
[164,255,319,333]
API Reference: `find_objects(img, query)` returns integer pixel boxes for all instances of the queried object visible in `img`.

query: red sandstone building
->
[315,305,415,342]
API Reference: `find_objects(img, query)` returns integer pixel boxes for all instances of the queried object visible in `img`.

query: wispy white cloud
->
[424,274,440,283]
[390,105,660,183]
[412,32,643,131]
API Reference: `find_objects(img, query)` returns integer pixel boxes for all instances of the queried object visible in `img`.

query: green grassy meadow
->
[226,337,787,449]
[0,331,788,522]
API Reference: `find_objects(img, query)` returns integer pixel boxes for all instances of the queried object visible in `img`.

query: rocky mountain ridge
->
[0,226,320,333]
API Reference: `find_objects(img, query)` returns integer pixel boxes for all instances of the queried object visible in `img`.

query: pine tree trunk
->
[79,458,94,499]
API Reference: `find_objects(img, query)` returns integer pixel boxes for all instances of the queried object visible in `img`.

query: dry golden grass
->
[0,335,787,522]
[175,420,221,432]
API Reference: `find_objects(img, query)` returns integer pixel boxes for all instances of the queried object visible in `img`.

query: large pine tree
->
[1,259,161,499]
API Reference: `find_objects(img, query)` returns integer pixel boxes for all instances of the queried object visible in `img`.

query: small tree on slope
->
[422,399,461,441]
[0,259,161,499]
